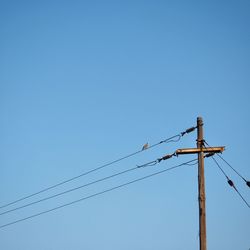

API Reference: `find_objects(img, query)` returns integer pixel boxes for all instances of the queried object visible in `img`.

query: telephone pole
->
[176,117,224,250]
[197,117,206,250]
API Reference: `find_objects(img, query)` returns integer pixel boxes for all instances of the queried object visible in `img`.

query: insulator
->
[162,154,173,161]
[228,179,234,187]
[204,153,215,158]
[186,126,196,134]
[246,181,250,188]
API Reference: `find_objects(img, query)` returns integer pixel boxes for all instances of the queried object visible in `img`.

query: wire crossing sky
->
[209,156,250,208]
[0,130,196,217]
[0,1,249,250]
[0,126,196,210]
[0,159,198,229]
[205,140,250,186]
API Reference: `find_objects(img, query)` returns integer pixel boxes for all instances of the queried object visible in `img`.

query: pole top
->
[197,117,204,126]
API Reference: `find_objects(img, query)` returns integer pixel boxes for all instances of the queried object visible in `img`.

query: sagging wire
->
[0,158,198,230]
[185,160,199,166]
[137,152,177,168]
[210,156,249,208]
[143,126,197,149]
[0,125,197,210]
[138,128,199,168]
[0,166,138,216]
[203,141,250,208]
[157,126,197,145]
[0,151,179,216]
[204,141,250,188]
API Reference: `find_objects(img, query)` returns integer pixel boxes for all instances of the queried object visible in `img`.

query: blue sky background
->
[0,0,249,249]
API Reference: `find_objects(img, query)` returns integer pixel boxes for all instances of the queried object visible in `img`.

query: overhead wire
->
[137,152,177,168]
[205,146,250,208]
[0,151,177,216]
[0,166,138,216]
[204,141,250,187]
[0,158,198,230]
[0,126,197,210]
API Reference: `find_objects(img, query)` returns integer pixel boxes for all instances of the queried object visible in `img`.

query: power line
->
[0,167,138,216]
[0,151,179,216]
[0,126,196,210]
[137,152,177,168]
[0,158,197,230]
[209,156,250,208]
[204,141,250,187]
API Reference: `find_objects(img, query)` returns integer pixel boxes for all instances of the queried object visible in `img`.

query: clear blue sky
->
[0,1,249,249]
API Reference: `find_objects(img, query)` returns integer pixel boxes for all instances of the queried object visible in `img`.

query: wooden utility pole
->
[176,117,224,250]
[197,117,206,250]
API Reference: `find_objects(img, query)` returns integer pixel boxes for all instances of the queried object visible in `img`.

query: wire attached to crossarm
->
[137,152,177,168]
[209,153,250,208]
[204,141,250,188]
[0,126,197,210]
[0,150,186,216]
[0,158,198,229]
